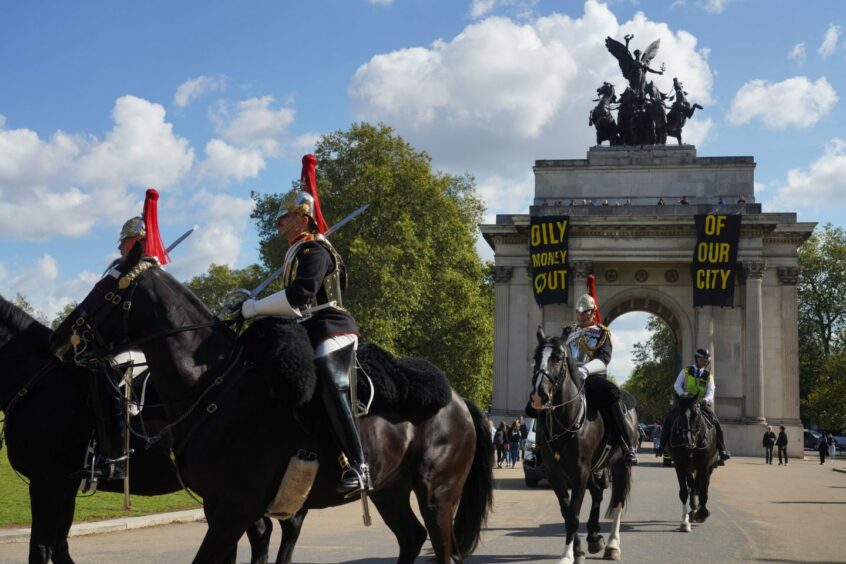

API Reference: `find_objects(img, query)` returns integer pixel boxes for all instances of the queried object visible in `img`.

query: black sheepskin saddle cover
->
[239,318,452,414]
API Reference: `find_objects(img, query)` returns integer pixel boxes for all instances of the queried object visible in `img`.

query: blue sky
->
[1,0,844,379]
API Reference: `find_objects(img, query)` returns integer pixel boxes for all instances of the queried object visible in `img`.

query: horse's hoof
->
[680,522,692,532]
[603,547,621,560]
[695,508,710,522]
[588,535,606,554]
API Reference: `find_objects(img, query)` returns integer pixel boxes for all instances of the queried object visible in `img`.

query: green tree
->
[802,350,846,431]
[251,123,493,405]
[797,224,846,425]
[621,316,678,423]
[51,301,78,330]
[13,293,48,325]
[184,264,266,314]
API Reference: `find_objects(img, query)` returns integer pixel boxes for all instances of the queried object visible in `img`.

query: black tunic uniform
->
[284,240,358,348]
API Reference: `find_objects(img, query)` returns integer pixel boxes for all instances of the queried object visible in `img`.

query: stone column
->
[743,261,767,423]
[492,266,513,414]
[777,266,801,424]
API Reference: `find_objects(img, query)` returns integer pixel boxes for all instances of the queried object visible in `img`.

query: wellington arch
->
[480,145,815,457]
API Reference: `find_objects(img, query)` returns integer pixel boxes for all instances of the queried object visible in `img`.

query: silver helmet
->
[575,294,597,313]
[119,216,145,243]
[275,188,316,225]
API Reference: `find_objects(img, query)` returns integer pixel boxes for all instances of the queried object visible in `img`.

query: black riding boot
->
[608,403,638,466]
[658,415,671,456]
[714,420,731,464]
[86,371,126,480]
[314,344,371,497]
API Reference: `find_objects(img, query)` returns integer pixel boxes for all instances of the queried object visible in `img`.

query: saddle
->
[239,319,452,414]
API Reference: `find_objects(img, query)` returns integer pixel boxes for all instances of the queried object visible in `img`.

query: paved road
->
[1,452,844,563]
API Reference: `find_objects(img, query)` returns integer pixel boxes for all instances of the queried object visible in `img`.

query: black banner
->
[692,214,741,307]
[529,215,569,306]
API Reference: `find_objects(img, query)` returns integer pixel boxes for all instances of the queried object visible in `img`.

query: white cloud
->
[0,254,101,320]
[777,138,846,207]
[199,139,265,181]
[469,0,538,19]
[470,0,497,18]
[291,133,321,154]
[198,96,297,184]
[701,0,727,14]
[727,76,838,129]
[173,75,229,108]
[166,191,255,280]
[349,1,715,216]
[215,96,295,154]
[818,23,841,59]
[77,96,195,189]
[0,95,194,240]
[0,113,5,128]
[678,117,713,146]
[788,42,806,65]
[606,311,654,385]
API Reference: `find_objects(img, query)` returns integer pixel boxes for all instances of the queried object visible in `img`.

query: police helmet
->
[694,348,711,361]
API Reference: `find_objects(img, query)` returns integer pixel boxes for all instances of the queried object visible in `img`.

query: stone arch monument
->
[480,145,814,457]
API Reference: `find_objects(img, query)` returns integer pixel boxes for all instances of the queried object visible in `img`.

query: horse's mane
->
[145,266,218,320]
[0,294,53,355]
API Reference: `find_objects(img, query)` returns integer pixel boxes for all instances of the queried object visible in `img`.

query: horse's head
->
[676,394,703,448]
[51,243,155,366]
[531,327,569,409]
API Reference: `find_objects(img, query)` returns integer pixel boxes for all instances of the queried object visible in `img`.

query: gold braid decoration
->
[578,325,609,356]
[117,259,156,290]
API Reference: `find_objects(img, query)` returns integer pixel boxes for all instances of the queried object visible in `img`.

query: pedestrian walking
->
[763,426,776,464]
[494,422,507,468]
[518,416,529,461]
[507,420,522,468]
[828,432,836,461]
[776,425,788,465]
[819,433,828,465]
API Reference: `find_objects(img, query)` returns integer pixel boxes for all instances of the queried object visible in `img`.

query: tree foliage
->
[621,316,678,423]
[798,224,846,427]
[184,264,266,315]
[51,301,78,330]
[13,293,48,326]
[251,123,493,405]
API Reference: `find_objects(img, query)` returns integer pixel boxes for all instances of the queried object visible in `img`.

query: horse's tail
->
[605,462,632,519]
[453,398,494,556]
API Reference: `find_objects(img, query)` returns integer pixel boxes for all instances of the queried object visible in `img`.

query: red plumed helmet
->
[300,154,328,234]
[141,189,170,265]
[586,274,602,324]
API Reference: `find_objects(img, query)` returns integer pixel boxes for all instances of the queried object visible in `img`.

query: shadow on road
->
[771,500,846,505]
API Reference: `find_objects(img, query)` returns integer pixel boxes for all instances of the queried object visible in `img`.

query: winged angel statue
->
[605,34,663,99]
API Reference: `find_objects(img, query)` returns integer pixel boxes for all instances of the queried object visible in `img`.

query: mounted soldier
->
[87,189,171,480]
[659,348,731,464]
[238,154,371,497]
[532,275,638,466]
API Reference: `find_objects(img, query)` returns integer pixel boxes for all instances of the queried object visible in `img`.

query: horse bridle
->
[65,259,228,368]
[535,342,587,440]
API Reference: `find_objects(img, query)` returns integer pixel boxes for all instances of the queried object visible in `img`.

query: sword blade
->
[165,227,196,254]
[324,204,369,238]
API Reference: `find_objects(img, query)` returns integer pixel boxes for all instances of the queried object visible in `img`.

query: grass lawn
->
[0,433,201,528]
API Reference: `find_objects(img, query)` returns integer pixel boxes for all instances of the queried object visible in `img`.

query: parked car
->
[804,429,821,450]
[522,419,547,487]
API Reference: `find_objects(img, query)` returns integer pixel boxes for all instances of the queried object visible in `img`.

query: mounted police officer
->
[239,154,371,497]
[562,290,638,466]
[659,348,731,463]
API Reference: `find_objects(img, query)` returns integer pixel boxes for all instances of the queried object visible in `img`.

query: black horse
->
[531,328,634,564]
[0,294,274,564]
[50,245,494,564]
[589,82,620,146]
[666,78,703,146]
[666,395,718,532]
